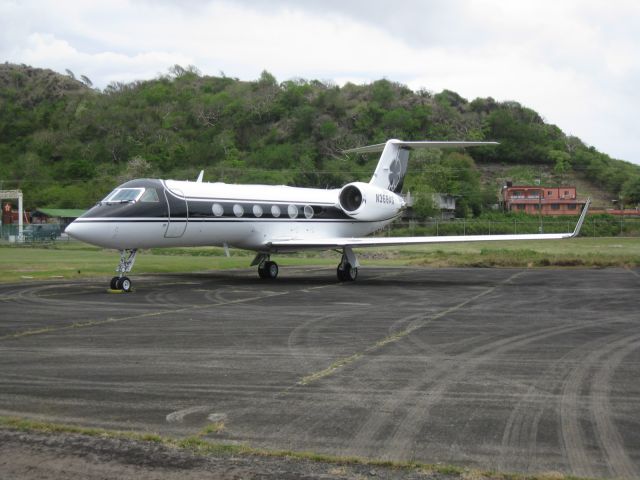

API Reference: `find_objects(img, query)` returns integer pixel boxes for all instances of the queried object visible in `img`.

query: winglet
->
[196,170,204,183]
[570,198,591,238]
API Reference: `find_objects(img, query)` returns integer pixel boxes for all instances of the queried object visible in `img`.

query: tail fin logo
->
[387,148,409,193]
[388,157,404,192]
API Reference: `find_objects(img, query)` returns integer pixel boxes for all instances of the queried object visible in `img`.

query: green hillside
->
[1,62,639,217]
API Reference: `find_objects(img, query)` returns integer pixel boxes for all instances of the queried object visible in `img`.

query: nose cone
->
[64,220,79,239]
[64,219,119,248]
[64,220,96,244]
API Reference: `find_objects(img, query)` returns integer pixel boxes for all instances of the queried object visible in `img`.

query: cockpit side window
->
[139,188,159,203]
[104,188,144,203]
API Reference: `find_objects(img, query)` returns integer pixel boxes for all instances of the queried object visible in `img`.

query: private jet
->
[65,139,590,291]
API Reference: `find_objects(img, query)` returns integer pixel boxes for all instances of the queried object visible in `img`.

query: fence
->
[386,217,640,238]
[0,224,70,243]
[2,217,639,244]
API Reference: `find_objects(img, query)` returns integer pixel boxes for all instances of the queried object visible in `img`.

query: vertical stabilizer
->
[343,139,499,194]
[371,140,409,193]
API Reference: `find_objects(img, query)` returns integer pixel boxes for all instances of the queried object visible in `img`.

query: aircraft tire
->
[265,261,278,279]
[345,264,358,281]
[117,276,132,292]
[258,261,278,279]
[337,263,357,282]
[258,266,268,279]
[110,276,119,290]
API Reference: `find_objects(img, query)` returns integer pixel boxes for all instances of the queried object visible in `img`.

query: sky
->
[1,0,639,164]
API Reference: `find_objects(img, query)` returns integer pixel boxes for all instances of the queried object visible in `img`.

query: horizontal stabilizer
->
[343,140,499,154]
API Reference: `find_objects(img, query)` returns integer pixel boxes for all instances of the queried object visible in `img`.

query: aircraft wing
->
[268,199,590,250]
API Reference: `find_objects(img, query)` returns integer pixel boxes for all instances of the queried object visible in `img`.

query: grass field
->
[0,237,638,283]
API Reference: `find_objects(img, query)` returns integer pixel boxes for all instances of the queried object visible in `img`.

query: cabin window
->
[212,203,224,217]
[233,204,244,217]
[253,205,263,217]
[271,205,281,218]
[303,205,314,219]
[104,188,144,203]
[140,188,159,203]
[288,204,298,219]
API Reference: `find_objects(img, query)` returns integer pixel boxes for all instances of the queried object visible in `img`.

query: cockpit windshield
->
[103,188,144,204]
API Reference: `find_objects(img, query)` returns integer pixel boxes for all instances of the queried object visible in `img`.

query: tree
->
[80,75,93,88]
[621,176,640,206]
[549,149,571,182]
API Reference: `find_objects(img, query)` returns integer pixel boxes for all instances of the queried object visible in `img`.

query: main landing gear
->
[253,253,279,280]
[252,248,359,282]
[336,246,358,282]
[109,249,137,292]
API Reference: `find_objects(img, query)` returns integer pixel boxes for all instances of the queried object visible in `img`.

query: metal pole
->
[17,192,23,242]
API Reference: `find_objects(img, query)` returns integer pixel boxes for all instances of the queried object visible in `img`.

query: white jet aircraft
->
[65,139,590,291]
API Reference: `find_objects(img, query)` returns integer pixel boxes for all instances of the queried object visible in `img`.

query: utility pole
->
[536,178,543,233]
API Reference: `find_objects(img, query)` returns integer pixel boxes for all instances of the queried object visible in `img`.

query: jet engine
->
[338,182,404,221]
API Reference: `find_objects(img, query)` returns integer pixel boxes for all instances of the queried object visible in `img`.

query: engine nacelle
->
[338,182,404,221]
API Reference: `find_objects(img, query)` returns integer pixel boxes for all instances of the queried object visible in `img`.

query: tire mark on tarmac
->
[295,271,528,386]
[286,311,355,372]
[590,335,640,479]
[497,331,627,473]
[0,290,294,341]
[1,270,375,341]
[278,271,530,451]
[560,333,640,479]
[357,318,602,461]
[341,271,629,462]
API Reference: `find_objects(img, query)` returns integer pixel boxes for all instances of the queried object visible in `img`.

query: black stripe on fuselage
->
[83,199,353,221]
[73,217,399,224]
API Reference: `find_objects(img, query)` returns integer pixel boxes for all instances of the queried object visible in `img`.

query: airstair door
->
[164,188,188,238]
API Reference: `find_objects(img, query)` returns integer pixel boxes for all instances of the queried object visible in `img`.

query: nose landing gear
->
[109,249,137,292]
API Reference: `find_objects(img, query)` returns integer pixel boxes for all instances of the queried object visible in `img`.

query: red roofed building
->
[501,184,587,215]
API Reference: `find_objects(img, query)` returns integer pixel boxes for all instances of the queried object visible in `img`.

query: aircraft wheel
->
[258,264,268,279]
[110,276,120,290]
[258,261,278,279]
[117,276,132,292]
[346,265,358,281]
[337,263,357,282]
[265,261,278,279]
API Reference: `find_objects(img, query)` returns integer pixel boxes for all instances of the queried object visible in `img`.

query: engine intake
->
[339,184,363,212]
[338,182,404,221]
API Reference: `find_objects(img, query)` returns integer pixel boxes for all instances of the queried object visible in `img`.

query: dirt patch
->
[0,428,459,480]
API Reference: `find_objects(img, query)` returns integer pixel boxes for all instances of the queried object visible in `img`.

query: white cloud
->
[0,0,639,164]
